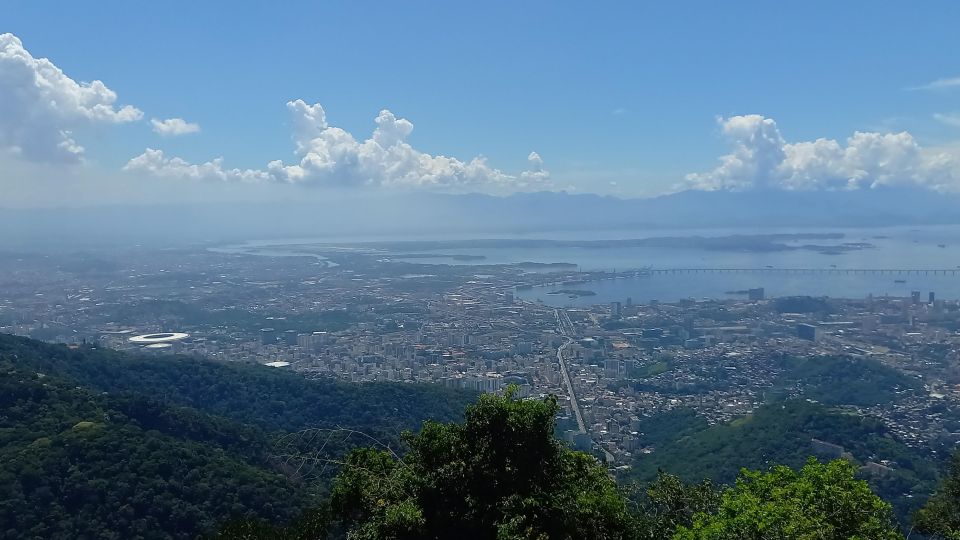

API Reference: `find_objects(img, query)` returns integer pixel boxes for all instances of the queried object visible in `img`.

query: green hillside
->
[0,334,474,436]
[623,401,940,522]
[0,334,476,539]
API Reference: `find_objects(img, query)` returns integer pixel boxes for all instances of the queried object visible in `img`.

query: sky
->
[3,1,960,207]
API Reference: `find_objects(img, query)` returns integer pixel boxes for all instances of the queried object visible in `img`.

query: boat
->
[894,279,906,284]
[938,244,947,248]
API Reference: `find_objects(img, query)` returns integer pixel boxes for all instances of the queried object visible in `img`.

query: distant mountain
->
[1,187,957,250]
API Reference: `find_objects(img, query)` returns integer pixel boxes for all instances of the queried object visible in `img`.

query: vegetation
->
[623,400,940,522]
[674,459,902,539]
[0,334,950,539]
[0,334,474,435]
[329,390,636,539]
[0,362,309,539]
[227,391,910,540]
[0,334,475,539]
[630,473,721,539]
[773,296,832,314]
[772,355,922,406]
[99,299,355,336]
[915,452,960,539]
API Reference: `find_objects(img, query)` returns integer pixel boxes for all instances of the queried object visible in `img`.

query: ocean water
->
[216,224,960,303]
[515,271,960,307]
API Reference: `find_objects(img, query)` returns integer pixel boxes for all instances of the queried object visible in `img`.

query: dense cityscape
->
[4,244,958,469]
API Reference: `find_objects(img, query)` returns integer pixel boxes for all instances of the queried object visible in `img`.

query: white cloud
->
[0,33,142,163]
[934,113,960,128]
[686,114,960,192]
[151,117,200,136]
[126,100,550,191]
[909,76,960,91]
[123,148,269,183]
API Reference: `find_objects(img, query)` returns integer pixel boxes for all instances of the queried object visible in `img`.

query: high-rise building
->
[797,323,819,342]
[260,327,276,346]
[604,359,622,379]
[929,291,936,304]
[610,301,622,319]
[748,287,765,301]
[911,291,921,305]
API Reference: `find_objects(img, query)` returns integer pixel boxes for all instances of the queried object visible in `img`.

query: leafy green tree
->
[673,458,903,540]
[630,472,720,539]
[329,389,636,539]
[914,452,960,539]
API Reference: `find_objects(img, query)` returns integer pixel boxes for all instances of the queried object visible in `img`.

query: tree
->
[329,389,636,539]
[630,472,721,539]
[672,458,903,540]
[914,452,960,539]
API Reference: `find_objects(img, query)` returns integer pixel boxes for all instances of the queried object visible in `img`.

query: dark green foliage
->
[603,320,638,331]
[623,401,939,523]
[915,451,960,539]
[632,408,708,448]
[242,398,911,540]
[773,296,832,314]
[0,363,309,540]
[0,334,474,435]
[629,473,721,540]
[329,390,637,539]
[773,355,922,406]
[102,299,355,335]
[0,334,476,540]
[674,459,903,539]
[0,334,939,539]
[211,505,332,540]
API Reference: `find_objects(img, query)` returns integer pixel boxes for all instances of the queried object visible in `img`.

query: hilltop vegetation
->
[226,392,908,540]
[0,334,474,435]
[0,364,308,539]
[623,401,940,523]
[0,334,475,539]
[772,355,922,406]
[0,334,954,539]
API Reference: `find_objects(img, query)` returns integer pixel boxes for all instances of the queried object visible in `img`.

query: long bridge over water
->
[636,268,960,276]
[521,267,960,289]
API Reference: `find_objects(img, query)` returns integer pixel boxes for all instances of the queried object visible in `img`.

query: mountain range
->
[0,187,956,250]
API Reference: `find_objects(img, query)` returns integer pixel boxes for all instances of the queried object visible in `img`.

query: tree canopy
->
[673,458,902,539]
[915,452,960,539]
[329,389,636,539]
[252,391,910,540]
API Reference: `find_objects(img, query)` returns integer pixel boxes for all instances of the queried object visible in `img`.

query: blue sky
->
[4,1,960,201]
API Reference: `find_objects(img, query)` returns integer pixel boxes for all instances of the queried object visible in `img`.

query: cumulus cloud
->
[686,114,960,192]
[126,100,549,191]
[151,117,200,136]
[910,76,960,91]
[123,148,269,183]
[0,33,142,163]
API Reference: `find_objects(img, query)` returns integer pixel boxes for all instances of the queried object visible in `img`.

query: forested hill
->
[623,400,941,523]
[0,334,476,539]
[0,334,475,434]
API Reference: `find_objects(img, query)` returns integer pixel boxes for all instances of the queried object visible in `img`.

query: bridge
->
[637,268,960,276]
[518,267,960,289]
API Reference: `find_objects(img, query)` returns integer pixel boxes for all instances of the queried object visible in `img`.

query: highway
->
[555,309,586,433]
